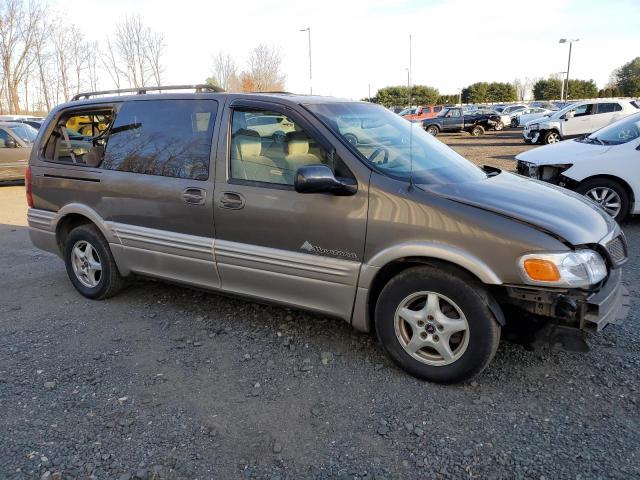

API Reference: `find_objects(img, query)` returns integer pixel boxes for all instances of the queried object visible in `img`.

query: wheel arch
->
[575,174,636,214]
[424,123,440,133]
[54,204,115,253]
[352,246,505,333]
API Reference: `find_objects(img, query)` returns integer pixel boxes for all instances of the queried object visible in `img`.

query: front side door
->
[0,128,29,180]
[444,109,463,130]
[99,98,222,288]
[562,103,595,136]
[213,99,370,320]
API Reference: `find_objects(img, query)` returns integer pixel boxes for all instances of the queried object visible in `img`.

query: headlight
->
[529,123,539,130]
[516,160,539,178]
[518,250,607,288]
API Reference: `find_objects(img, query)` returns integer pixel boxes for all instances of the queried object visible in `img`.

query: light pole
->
[405,69,410,107]
[556,71,567,102]
[559,38,579,101]
[299,27,312,94]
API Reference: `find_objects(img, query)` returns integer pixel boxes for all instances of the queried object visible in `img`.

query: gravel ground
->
[1,133,639,479]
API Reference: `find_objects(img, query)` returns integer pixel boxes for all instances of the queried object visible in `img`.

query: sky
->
[52,0,640,100]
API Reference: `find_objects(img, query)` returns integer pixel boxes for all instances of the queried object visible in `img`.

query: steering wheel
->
[368,146,389,165]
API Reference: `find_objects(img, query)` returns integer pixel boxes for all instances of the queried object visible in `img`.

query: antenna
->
[408,34,415,191]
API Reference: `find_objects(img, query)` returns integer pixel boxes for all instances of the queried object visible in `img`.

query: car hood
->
[419,171,615,246]
[516,139,611,165]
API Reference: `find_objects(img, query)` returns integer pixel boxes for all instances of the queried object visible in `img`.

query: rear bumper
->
[583,268,630,331]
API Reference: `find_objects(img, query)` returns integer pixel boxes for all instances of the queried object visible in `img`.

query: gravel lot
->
[1,132,639,480]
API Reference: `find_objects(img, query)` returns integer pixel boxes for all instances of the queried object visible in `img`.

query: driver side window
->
[230,108,346,186]
[0,129,13,148]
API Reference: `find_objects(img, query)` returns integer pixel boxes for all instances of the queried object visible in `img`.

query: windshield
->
[306,102,487,185]
[585,112,640,145]
[398,107,416,116]
[8,123,37,143]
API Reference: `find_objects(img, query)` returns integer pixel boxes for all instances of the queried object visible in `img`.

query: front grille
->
[606,235,628,266]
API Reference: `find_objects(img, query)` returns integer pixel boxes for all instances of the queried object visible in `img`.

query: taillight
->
[25,165,33,208]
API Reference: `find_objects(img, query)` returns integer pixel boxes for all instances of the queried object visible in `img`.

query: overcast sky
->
[52,0,640,99]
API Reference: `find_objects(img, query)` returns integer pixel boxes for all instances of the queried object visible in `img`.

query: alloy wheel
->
[71,240,102,288]
[585,187,622,218]
[394,291,470,366]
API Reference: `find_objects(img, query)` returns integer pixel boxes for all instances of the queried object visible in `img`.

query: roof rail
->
[71,84,225,101]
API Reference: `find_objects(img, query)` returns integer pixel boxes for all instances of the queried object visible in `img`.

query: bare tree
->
[210,52,237,91]
[111,15,165,88]
[512,77,533,102]
[69,24,88,95]
[102,37,123,89]
[244,44,285,92]
[52,22,72,101]
[87,41,100,91]
[0,0,45,113]
[32,12,51,110]
[146,31,164,86]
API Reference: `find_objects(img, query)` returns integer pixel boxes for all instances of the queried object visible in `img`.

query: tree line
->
[369,56,640,107]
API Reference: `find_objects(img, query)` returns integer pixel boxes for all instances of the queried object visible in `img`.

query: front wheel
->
[425,125,439,136]
[375,266,501,383]
[576,178,629,222]
[64,224,125,299]
[470,125,485,137]
[494,121,504,131]
[542,130,560,144]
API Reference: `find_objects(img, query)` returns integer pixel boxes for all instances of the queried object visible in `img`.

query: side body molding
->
[350,242,504,332]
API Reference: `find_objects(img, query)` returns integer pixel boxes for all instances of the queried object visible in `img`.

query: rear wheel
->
[576,178,629,222]
[426,125,439,136]
[470,125,485,137]
[542,130,560,144]
[375,266,501,383]
[64,224,125,299]
[344,133,358,145]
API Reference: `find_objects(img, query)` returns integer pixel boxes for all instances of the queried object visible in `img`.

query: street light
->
[556,71,567,102]
[299,27,312,94]
[559,38,579,101]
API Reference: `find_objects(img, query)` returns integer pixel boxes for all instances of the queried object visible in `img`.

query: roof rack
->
[71,84,225,101]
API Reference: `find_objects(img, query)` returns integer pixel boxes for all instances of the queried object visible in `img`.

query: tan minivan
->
[26,85,629,383]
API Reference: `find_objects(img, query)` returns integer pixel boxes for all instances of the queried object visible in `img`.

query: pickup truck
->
[421,107,501,137]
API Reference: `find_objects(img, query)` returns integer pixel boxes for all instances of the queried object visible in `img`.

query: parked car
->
[27,85,628,384]
[522,99,639,144]
[516,112,640,222]
[398,107,418,116]
[15,119,43,130]
[501,105,527,115]
[0,121,36,181]
[404,105,445,122]
[246,114,295,140]
[510,107,554,127]
[422,107,501,136]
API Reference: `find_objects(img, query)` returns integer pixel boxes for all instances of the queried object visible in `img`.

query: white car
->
[516,112,640,221]
[513,108,554,127]
[522,99,639,145]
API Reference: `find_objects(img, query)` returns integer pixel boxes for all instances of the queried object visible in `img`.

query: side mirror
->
[564,111,575,120]
[5,138,17,148]
[294,164,357,196]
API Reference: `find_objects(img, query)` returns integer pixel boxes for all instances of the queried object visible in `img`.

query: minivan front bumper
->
[504,267,630,332]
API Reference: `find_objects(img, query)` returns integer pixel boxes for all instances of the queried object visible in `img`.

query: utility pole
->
[368,83,371,101]
[559,38,579,101]
[300,27,312,94]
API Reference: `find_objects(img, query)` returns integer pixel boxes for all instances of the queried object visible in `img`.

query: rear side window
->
[42,110,114,164]
[101,99,217,180]
[596,103,622,114]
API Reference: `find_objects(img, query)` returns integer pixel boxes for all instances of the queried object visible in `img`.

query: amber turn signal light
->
[523,258,561,282]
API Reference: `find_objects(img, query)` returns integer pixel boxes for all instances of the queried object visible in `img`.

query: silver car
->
[0,122,36,181]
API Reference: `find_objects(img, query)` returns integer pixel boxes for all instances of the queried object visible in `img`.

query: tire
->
[470,125,485,137]
[63,224,125,299]
[425,125,439,136]
[375,266,501,383]
[510,118,518,128]
[344,133,358,145]
[494,121,504,131]
[575,177,630,222]
[542,130,560,144]
[523,138,532,144]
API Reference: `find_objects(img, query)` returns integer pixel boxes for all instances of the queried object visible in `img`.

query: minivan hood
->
[420,172,614,246]
[516,139,611,165]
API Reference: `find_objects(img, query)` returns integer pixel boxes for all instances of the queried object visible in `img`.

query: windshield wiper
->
[589,136,604,145]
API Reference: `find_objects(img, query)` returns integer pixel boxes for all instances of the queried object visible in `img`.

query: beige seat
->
[231,129,287,184]
[285,132,320,174]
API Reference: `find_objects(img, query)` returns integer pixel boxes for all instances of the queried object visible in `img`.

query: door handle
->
[182,187,206,205]
[219,192,245,210]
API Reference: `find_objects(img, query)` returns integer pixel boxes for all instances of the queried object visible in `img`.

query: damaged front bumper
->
[504,268,630,332]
